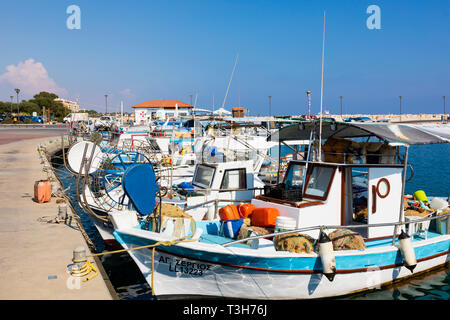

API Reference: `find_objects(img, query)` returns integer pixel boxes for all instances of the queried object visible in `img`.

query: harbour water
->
[51,142,449,300]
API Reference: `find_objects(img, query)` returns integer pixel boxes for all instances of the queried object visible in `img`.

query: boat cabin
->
[255,120,449,239]
[190,160,264,202]
[253,160,403,239]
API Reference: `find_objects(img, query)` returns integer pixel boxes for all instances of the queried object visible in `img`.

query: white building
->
[54,98,80,112]
[132,100,193,124]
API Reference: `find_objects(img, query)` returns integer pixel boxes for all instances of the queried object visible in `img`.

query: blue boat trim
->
[113,230,450,274]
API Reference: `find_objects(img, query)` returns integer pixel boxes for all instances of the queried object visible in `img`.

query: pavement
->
[0,125,68,145]
[0,131,113,299]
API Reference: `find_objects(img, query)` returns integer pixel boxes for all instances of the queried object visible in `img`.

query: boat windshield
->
[284,163,306,189]
[304,166,335,200]
[193,165,215,188]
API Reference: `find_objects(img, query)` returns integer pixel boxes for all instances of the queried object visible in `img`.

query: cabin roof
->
[269,120,450,146]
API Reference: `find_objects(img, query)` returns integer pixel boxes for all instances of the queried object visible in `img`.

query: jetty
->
[0,132,114,299]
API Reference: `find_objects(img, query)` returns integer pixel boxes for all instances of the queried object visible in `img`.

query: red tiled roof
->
[132,100,193,109]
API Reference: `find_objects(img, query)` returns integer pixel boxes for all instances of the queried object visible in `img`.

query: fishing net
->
[273,233,316,254]
[329,228,366,251]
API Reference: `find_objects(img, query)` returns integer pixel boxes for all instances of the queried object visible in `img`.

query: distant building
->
[132,100,193,123]
[54,98,80,112]
[232,107,245,118]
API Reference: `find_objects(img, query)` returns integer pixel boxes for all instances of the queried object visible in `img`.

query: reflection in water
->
[340,267,449,300]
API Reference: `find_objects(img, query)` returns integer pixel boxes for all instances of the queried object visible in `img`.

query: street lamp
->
[10,96,13,114]
[306,91,311,118]
[340,96,343,119]
[268,96,272,116]
[399,96,402,122]
[14,88,20,115]
[443,96,446,115]
[104,94,108,115]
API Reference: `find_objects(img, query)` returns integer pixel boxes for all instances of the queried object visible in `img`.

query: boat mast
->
[318,10,326,162]
[222,53,239,110]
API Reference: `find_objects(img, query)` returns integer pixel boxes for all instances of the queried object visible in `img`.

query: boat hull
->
[115,232,450,299]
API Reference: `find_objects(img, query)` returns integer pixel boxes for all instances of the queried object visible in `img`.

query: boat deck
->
[192,220,444,250]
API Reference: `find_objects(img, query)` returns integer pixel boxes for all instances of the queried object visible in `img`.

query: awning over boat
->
[268,121,450,145]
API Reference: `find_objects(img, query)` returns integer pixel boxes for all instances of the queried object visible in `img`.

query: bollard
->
[58,204,68,221]
[73,246,87,269]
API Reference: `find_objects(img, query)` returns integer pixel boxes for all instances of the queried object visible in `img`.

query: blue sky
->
[0,0,448,115]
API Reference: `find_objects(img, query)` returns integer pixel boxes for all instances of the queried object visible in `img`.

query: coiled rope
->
[72,235,199,295]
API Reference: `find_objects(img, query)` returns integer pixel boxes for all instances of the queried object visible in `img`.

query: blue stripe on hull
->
[114,231,450,272]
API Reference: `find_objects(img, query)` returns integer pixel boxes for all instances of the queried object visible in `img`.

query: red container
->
[34,180,51,203]
[219,204,240,221]
[237,203,256,218]
[251,208,279,227]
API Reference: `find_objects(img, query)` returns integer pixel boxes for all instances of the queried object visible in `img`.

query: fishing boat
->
[110,120,450,299]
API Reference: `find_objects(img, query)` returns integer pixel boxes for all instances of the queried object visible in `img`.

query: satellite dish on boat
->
[67,141,103,174]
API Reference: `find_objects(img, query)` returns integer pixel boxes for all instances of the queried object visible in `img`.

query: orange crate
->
[251,208,279,227]
[34,180,51,203]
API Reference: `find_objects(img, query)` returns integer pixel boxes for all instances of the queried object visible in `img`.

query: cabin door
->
[367,167,403,238]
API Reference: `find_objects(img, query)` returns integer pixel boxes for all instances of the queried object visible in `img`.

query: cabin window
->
[220,169,247,190]
[192,165,215,188]
[304,166,335,200]
[284,163,306,189]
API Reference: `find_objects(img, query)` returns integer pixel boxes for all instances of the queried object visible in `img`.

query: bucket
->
[430,197,448,211]
[274,216,296,233]
[413,190,428,203]
[436,216,448,235]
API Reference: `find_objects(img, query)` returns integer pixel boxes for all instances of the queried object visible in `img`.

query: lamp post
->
[268,95,272,117]
[10,96,13,114]
[340,96,343,119]
[104,94,108,115]
[444,96,446,115]
[399,96,402,122]
[14,88,20,115]
[306,91,311,118]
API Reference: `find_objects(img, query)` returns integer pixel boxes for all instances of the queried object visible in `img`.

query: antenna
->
[222,53,239,109]
[318,10,326,162]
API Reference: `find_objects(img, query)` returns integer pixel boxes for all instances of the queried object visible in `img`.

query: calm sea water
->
[52,143,449,300]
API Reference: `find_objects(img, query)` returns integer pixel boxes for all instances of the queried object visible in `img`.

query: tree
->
[28,91,69,121]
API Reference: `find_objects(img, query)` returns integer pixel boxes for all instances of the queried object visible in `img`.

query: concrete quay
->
[0,135,114,300]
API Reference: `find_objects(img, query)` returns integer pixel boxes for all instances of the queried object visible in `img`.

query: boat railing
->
[182,195,260,212]
[321,151,398,165]
[221,211,450,247]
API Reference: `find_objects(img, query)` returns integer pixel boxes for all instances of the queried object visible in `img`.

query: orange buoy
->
[219,204,240,221]
[237,203,256,218]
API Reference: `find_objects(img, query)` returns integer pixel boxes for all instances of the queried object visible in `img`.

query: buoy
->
[318,230,336,281]
[398,230,417,273]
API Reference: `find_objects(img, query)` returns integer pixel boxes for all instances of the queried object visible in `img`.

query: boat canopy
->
[268,121,450,145]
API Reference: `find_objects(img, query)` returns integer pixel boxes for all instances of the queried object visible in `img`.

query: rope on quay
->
[71,233,200,295]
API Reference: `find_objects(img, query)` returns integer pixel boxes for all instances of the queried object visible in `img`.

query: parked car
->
[77,120,94,132]
[94,116,117,130]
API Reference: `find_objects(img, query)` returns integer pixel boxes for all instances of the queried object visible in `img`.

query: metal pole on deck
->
[392,145,409,246]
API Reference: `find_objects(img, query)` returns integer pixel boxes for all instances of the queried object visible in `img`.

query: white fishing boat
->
[66,137,269,248]
[109,121,450,299]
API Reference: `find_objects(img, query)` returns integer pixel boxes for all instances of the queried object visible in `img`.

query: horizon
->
[0,1,448,116]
